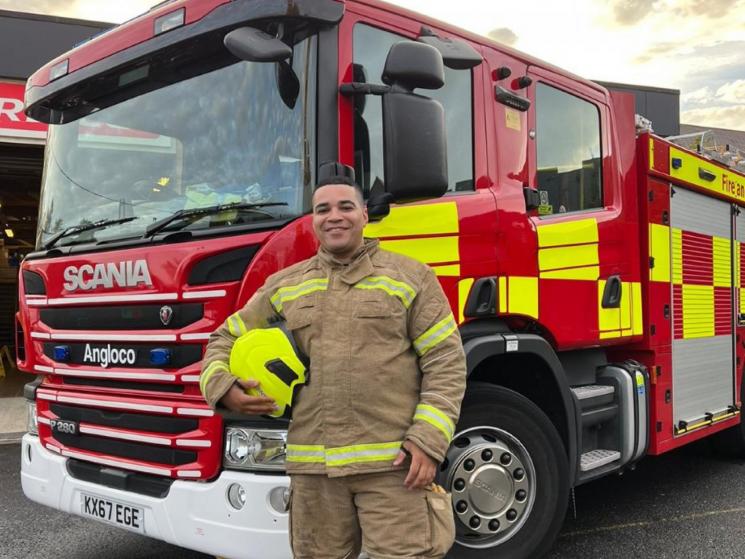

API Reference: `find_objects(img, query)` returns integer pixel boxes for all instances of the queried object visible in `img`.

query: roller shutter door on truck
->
[670,186,736,428]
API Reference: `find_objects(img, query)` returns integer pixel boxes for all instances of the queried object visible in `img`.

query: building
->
[0,10,111,406]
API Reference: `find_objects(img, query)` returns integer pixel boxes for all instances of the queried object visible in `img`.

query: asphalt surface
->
[2,439,745,558]
[0,442,210,559]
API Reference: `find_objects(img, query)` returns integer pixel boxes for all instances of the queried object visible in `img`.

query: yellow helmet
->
[229,322,308,418]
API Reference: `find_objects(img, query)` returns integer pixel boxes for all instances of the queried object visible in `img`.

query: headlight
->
[224,427,287,471]
[26,401,38,436]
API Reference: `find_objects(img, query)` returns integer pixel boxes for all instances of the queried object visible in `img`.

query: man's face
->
[312,184,368,259]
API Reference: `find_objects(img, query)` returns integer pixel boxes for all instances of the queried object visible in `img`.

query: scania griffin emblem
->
[159,305,173,326]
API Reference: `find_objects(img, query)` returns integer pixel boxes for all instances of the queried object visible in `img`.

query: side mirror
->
[381,42,448,201]
[224,27,292,62]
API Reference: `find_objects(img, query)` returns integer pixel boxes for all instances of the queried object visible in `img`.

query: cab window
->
[535,83,602,215]
[352,23,474,195]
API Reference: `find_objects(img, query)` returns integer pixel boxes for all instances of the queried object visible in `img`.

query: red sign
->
[0,81,47,141]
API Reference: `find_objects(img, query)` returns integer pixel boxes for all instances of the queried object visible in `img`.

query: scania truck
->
[18,1,745,558]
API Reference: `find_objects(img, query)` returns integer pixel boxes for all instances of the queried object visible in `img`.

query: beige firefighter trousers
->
[289,470,455,559]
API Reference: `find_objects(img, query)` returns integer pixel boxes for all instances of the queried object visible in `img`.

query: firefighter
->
[200,163,466,558]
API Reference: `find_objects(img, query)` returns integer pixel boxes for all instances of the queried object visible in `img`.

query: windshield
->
[36,37,316,249]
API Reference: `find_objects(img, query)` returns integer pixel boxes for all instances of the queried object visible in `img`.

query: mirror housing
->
[382,42,444,92]
[224,27,292,62]
[381,42,448,201]
[417,29,482,70]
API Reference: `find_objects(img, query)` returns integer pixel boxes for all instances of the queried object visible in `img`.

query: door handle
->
[602,275,622,308]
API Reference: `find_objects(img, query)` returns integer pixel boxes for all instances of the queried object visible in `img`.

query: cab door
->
[339,6,496,321]
[525,68,642,349]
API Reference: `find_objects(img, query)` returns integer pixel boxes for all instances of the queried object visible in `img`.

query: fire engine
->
[17,1,745,558]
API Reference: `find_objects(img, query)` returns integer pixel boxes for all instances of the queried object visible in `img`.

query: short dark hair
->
[313,181,364,206]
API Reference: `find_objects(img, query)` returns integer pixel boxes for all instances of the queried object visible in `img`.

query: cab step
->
[580,449,621,472]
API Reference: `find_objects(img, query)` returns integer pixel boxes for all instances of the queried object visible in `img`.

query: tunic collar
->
[317,238,379,285]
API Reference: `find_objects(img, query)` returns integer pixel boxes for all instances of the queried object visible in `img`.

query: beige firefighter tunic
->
[200,238,467,476]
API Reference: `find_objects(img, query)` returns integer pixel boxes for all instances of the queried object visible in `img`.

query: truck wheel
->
[443,383,569,559]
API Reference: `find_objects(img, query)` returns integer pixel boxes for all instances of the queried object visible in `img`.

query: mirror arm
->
[339,82,391,97]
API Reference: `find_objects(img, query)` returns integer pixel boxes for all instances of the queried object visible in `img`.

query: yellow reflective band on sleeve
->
[286,442,404,467]
[414,404,455,441]
[199,360,229,395]
[325,441,403,467]
[270,278,328,313]
[413,314,457,356]
[286,444,326,463]
[354,276,417,308]
[226,313,247,337]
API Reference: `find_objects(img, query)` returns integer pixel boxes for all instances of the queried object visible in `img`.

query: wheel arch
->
[462,333,578,481]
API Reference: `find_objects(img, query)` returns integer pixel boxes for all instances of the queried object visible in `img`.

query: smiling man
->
[200,162,466,558]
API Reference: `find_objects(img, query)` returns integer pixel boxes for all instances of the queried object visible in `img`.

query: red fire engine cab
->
[17,0,745,557]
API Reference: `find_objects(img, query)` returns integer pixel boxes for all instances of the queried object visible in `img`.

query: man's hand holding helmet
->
[220,379,278,415]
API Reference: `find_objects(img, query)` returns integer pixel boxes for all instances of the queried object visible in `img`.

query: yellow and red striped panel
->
[651,223,735,340]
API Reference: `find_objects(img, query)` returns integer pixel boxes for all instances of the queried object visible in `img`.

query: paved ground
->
[547,439,745,559]
[0,443,210,559]
[2,439,745,558]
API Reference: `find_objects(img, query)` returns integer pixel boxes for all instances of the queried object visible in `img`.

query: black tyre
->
[443,383,569,559]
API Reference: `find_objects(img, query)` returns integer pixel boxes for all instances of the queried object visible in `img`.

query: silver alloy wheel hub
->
[442,426,537,549]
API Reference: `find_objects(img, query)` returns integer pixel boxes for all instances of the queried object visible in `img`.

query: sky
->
[1,0,743,131]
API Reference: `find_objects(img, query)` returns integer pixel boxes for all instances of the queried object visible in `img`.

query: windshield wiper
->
[43,217,139,250]
[144,202,288,238]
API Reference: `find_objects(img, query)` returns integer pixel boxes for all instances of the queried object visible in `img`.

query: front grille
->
[43,342,202,368]
[52,403,197,433]
[40,396,223,480]
[40,303,203,330]
[55,432,196,465]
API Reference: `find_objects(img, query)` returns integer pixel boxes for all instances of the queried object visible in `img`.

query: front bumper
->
[21,434,291,559]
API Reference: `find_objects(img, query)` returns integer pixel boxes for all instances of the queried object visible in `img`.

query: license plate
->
[81,493,144,533]
[50,418,79,436]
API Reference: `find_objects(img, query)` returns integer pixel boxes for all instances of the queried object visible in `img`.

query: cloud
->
[682,0,738,18]
[682,86,714,104]
[716,79,745,103]
[611,0,660,25]
[681,105,745,132]
[487,27,518,46]
[632,41,683,64]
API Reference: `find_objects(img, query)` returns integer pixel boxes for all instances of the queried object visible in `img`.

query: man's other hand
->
[220,380,278,415]
[393,440,437,490]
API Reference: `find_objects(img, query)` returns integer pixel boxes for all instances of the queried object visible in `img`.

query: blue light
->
[149,348,171,367]
[53,345,70,361]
